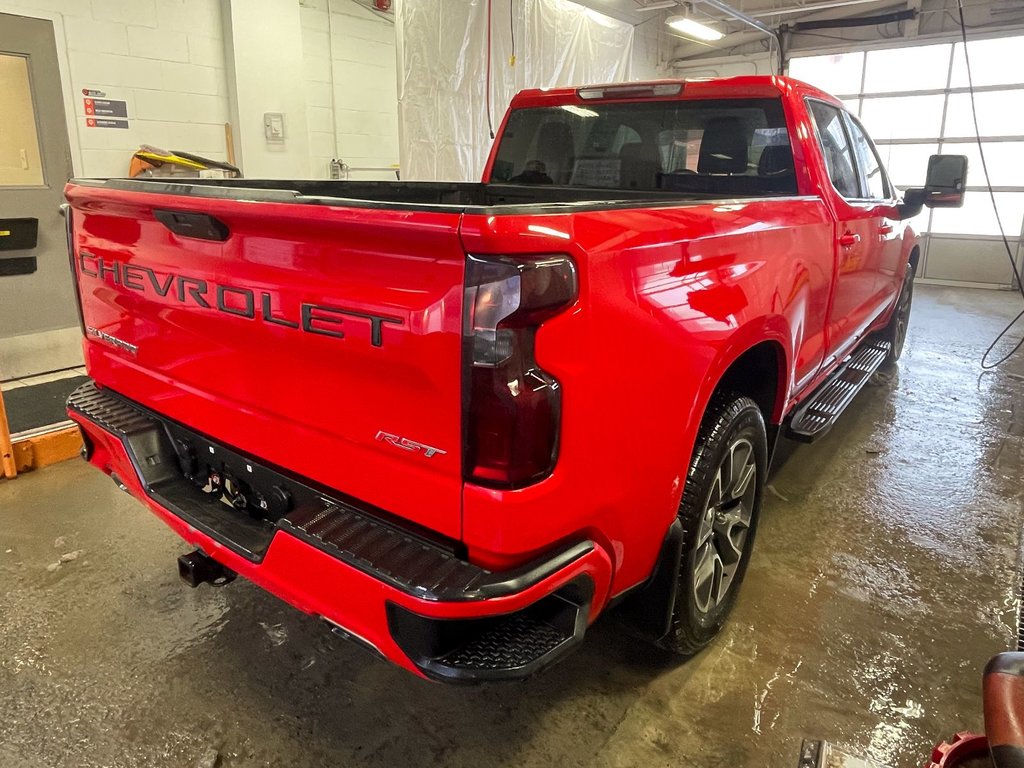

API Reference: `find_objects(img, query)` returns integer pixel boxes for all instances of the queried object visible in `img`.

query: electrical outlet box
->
[263,112,285,143]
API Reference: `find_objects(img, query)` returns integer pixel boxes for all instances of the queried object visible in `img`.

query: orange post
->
[0,386,17,479]
[13,426,83,473]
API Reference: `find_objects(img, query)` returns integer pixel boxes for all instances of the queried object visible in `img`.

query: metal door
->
[0,13,77,379]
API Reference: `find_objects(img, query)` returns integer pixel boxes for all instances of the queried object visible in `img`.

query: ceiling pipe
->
[669,0,905,69]
[694,0,784,72]
[749,0,894,18]
[785,7,916,29]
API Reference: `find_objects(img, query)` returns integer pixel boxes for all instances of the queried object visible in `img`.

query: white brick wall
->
[299,0,399,180]
[127,25,189,62]
[7,0,230,177]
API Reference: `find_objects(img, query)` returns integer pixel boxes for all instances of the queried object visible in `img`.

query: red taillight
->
[463,254,577,489]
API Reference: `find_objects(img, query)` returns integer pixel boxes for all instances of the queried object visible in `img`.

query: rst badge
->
[375,431,446,458]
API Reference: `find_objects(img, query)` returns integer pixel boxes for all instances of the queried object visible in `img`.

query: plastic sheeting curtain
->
[395,0,634,181]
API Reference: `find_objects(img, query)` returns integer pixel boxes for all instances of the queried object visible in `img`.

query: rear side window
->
[490,98,797,196]
[807,100,860,199]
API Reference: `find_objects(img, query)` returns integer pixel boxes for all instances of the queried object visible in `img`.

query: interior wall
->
[222,0,311,178]
[2,0,230,178]
[631,17,665,81]
[299,0,399,180]
[668,52,775,79]
[396,0,634,182]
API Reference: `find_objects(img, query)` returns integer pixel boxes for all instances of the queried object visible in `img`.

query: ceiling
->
[573,0,903,27]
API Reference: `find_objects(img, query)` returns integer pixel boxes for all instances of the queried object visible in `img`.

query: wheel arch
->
[616,339,785,645]
[711,339,789,427]
[908,244,921,276]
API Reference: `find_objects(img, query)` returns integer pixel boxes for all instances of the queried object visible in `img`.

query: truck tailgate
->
[65,184,466,540]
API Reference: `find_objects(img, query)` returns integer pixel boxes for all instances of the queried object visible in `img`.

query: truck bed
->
[79,177,754,213]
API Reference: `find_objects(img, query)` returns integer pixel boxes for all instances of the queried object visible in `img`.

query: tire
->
[883,263,914,365]
[660,393,767,656]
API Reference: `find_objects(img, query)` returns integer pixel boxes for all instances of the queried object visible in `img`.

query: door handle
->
[838,232,861,248]
[878,224,894,235]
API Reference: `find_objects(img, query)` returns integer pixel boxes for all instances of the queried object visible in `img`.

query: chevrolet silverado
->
[63,76,966,682]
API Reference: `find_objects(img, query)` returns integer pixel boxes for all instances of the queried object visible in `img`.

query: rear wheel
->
[884,263,914,365]
[660,393,767,656]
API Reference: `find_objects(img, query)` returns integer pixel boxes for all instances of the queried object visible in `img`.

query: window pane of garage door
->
[944,90,1024,138]
[860,94,945,140]
[950,36,1024,88]
[876,143,938,188]
[789,52,864,96]
[930,191,1024,236]
[941,142,1024,188]
[863,44,951,93]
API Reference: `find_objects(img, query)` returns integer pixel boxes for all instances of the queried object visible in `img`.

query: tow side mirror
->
[898,154,968,219]
[923,154,968,207]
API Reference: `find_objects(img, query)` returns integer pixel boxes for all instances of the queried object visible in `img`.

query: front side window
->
[845,115,891,200]
[807,100,859,199]
[490,98,797,197]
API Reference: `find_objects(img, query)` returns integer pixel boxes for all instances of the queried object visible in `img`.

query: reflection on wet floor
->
[1,285,1022,768]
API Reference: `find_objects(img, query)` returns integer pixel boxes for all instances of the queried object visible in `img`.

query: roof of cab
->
[509,75,843,110]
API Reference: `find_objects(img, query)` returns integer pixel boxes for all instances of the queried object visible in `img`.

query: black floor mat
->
[2,376,89,434]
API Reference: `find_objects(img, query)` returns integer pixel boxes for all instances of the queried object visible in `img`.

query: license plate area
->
[163,421,301,525]
[68,380,463,566]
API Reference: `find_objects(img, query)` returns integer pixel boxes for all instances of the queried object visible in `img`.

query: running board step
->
[787,339,890,442]
[386,586,590,682]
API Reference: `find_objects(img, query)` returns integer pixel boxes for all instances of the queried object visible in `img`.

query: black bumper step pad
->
[787,339,890,442]
[440,613,570,671]
[283,504,489,600]
[69,381,280,560]
[67,380,159,437]
[386,586,590,682]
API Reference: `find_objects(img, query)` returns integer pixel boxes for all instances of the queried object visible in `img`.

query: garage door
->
[790,36,1024,288]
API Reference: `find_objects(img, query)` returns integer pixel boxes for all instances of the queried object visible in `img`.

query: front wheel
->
[660,393,767,656]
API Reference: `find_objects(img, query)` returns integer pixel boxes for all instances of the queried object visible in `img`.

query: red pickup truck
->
[64,76,965,682]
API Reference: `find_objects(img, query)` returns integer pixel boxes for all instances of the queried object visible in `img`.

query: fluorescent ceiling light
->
[666,14,724,41]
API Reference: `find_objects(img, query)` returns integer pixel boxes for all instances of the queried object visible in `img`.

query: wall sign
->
[83,89,129,128]
[86,117,129,129]
[84,97,128,118]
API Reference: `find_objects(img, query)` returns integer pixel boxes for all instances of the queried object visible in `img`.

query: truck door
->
[843,113,904,304]
[806,100,889,363]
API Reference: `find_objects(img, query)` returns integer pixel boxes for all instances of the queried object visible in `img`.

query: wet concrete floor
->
[1,285,1022,768]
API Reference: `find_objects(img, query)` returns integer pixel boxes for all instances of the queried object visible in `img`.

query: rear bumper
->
[67,381,612,682]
